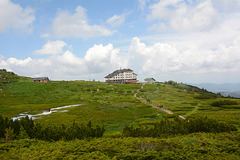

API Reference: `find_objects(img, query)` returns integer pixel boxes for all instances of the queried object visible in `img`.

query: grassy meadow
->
[137,82,240,129]
[0,70,240,159]
[0,80,166,134]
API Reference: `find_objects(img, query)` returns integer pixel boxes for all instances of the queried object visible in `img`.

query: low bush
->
[122,116,237,138]
[211,100,238,107]
[1,132,240,159]
[194,93,215,99]
[0,115,105,142]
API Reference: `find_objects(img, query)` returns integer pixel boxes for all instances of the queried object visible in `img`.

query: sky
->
[0,0,240,83]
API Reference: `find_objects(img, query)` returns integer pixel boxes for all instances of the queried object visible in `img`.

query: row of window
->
[111,76,136,80]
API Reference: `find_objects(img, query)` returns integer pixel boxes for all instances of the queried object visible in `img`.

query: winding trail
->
[134,83,186,119]
[185,105,199,117]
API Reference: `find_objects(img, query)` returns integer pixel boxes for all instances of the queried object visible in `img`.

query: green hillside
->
[0,69,31,88]
[0,80,165,134]
[0,71,239,159]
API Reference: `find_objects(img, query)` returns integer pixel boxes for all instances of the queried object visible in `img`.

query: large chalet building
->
[105,69,137,84]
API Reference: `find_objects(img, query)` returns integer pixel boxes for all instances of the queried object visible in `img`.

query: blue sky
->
[1,0,240,83]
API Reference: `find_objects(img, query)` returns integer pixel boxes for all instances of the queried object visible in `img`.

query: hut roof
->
[105,69,136,78]
[33,77,49,81]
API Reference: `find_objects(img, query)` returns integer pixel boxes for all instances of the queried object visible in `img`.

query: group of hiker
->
[146,99,151,103]
[146,99,164,108]
[157,105,164,108]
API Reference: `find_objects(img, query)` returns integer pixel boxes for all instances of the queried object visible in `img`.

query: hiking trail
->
[134,83,186,119]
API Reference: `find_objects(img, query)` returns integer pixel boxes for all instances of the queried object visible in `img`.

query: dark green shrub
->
[0,115,105,141]
[211,100,238,107]
[194,93,214,99]
[122,116,237,137]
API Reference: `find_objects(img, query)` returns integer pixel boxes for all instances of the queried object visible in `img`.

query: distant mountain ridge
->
[191,83,240,98]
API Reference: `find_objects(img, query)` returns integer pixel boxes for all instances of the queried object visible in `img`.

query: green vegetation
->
[123,116,237,137]
[211,100,238,107]
[137,82,240,128]
[0,132,239,159]
[0,115,105,142]
[0,69,31,88]
[0,71,240,159]
[0,78,164,134]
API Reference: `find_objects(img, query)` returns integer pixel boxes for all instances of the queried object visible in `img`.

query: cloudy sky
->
[0,0,240,83]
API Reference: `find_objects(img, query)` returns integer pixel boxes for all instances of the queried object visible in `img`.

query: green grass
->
[0,69,31,88]
[0,81,165,134]
[1,81,240,133]
[1,81,240,132]
[137,83,240,128]
[1,77,240,159]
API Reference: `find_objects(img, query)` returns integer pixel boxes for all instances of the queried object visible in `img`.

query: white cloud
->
[144,10,240,53]
[7,57,32,66]
[148,0,218,31]
[84,44,127,73]
[0,42,126,80]
[107,14,126,27]
[129,37,180,73]
[129,36,240,75]
[0,0,35,33]
[47,6,114,39]
[1,36,240,83]
[33,40,67,55]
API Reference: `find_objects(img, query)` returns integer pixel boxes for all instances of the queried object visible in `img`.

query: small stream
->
[12,104,82,121]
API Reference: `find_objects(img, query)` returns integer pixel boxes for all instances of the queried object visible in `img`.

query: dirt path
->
[185,105,199,117]
[135,84,186,119]
[134,83,145,99]
[151,104,174,114]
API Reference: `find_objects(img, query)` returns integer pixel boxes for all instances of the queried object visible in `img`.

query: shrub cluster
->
[163,81,222,99]
[123,116,237,137]
[0,115,105,142]
[211,100,238,107]
[0,69,19,85]
[194,93,219,99]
